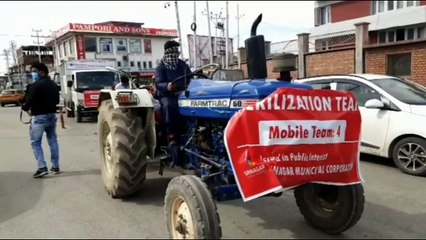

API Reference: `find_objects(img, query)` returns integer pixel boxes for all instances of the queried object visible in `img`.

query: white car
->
[296,74,426,176]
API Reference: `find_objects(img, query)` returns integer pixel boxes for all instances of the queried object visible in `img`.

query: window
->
[371,78,426,105]
[99,38,113,53]
[378,1,385,12]
[311,82,332,90]
[396,29,405,41]
[63,42,68,56]
[69,39,75,55]
[130,61,134,67]
[58,45,63,58]
[84,37,97,52]
[148,61,152,69]
[407,28,415,40]
[143,61,147,69]
[378,25,426,43]
[144,39,152,53]
[373,1,420,14]
[388,0,394,10]
[137,61,141,69]
[418,27,425,39]
[318,6,331,25]
[387,53,411,77]
[378,31,387,43]
[117,61,121,67]
[75,71,116,89]
[129,39,142,53]
[116,38,127,52]
[388,31,395,42]
[336,83,381,107]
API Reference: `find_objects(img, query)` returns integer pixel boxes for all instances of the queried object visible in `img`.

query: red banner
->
[76,35,86,60]
[224,88,363,202]
[83,90,100,108]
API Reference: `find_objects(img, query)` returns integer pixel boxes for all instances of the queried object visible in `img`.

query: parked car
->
[296,74,426,176]
[0,89,25,107]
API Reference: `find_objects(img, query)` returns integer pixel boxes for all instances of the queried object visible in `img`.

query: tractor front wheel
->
[294,183,364,234]
[165,175,222,239]
[98,99,148,198]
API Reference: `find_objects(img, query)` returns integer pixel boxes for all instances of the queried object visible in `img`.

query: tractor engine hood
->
[178,78,312,119]
[184,78,311,100]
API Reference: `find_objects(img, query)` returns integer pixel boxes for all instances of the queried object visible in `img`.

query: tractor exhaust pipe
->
[245,13,267,80]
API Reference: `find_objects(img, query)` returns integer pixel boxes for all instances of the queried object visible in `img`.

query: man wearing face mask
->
[155,40,191,146]
[22,62,60,178]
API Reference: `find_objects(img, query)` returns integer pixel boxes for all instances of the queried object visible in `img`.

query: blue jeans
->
[29,113,60,169]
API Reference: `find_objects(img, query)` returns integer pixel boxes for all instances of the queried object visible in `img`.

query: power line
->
[31,29,49,63]
[0,34,31,37]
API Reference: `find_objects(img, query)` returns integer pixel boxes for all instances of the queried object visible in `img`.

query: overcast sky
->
[0,1,314,75]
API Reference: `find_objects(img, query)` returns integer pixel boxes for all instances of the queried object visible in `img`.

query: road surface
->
[0,106,425,238]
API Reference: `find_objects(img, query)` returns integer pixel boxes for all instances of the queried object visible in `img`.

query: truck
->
[62,69,118,122]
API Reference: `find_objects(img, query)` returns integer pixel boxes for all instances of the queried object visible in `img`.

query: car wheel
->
[392,137,426,176]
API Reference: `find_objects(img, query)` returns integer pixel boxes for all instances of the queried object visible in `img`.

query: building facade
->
[5,45,54,90]
[303,0,426,85]
[45,21,178,80]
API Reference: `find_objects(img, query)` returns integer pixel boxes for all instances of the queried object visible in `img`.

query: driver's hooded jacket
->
[155,59,192,98]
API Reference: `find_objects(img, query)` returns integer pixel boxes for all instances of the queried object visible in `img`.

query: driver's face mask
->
[170,51,180,58]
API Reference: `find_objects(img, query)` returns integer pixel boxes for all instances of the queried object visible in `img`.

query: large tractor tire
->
[294,183,364,234]
[98,99,148,198]
[165,175,222,239]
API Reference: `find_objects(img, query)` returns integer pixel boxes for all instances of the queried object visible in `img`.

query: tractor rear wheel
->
[165,175,222,239]
[98,99,148,198]
[294,183,364,234]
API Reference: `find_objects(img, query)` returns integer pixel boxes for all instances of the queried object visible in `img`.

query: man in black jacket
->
[22,62,60,178]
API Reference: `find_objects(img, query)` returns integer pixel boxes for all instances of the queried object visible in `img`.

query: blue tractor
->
[96,14,365,239]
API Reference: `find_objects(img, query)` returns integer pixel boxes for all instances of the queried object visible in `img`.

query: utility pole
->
[174,1,182,57]
[236,3,244,69]
[193,0,197,68]
[50,30,59,71]
[2,49,11,84]
[225,1,229,69]
[165,1,183,58]
[10,41,17,66]
[31,29,43,62]
[205,1,213,64]
[202,8,224,66]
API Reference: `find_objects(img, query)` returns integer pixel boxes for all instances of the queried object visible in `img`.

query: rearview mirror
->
[66,80,73,88]
[365,99,385,109]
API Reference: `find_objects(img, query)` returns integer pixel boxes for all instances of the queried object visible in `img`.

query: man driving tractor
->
[155,40,192,146]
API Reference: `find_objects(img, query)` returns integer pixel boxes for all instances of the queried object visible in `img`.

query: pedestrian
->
[22,62,60,178]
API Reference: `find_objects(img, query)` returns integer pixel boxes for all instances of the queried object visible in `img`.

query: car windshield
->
[76,71,117,89]
[370,78,426,105]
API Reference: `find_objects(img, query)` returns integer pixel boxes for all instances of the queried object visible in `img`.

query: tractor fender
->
[98,88,155,110]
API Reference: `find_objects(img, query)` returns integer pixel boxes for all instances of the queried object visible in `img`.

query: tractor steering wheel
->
[171,72,208,91]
